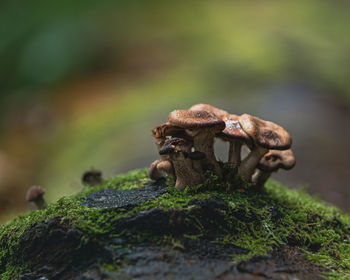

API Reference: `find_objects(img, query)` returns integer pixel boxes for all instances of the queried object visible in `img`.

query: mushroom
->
[252,149,296,189]
[152,122,192,160]
[148,159,175,180]
[238,114,292,182]
[82,169,103,186]
[159,137,202,190]
[25,186,47,209]
[189,104,229,120]
[168,110,225,178]
[216,114,251,166]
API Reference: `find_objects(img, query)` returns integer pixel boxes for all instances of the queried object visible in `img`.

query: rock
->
[2,170,346,279]
[18,217,113,279]
[15,194,323,280]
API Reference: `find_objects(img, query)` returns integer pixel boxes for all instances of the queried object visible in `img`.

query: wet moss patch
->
[81,181,168,209]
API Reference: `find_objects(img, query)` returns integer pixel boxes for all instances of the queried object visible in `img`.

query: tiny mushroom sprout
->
[159,137,202,190]
[238,114,292,182]
[82,169,103,186]
[25,186,47,209]
[216,114,251,167]
[168,110,225,178]
[252,149,296,189]
[148,159,175,180]
[189,103,229,120]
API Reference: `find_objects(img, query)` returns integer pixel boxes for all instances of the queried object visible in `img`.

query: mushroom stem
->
[159,137,203,190]
[228,141,242,166]
[252,170,272,189]
[35,196,47,210]
[192,129,222,178]
[171,153,202,190]
[239,147,268,182]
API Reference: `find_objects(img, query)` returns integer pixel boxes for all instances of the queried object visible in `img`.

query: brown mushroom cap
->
[152,122,192,141]
[148,159,174,180]
[189,104,229,120]
[159,137,191,155]
[26,186,45,202]
[188,151,206,160]
[257,149,296,172]
[239,114,292,150]
[157,160,174,173]
[168,110,225,131]
[217,114,251,144]
[152,122,183,138]
[82,169,102,181]
[84,169,102,176]
[148,160,162,179]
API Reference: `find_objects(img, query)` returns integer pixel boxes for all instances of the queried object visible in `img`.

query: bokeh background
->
[1,0,350,223]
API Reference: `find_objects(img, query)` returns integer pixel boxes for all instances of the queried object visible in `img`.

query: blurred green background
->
[1,0,350,223]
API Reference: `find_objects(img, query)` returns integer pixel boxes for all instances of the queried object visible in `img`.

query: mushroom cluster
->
[149,104,295,191]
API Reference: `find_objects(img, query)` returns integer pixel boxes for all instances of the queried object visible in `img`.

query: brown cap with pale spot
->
[257,149,296,172]
[239,114,292,150]
[26,186,45,202]
[189,104,229,120]
[168,110,225,131]
[217,114,251,145]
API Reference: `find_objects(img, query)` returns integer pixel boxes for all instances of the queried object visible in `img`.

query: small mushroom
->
[82,169,103,186]
[238,114,292,182]
[148,159,175,180]
[152,122,192,160]
[216,114,251,166]
[159,137,202,190]
[168,110,225,178]
[252,149,296,189]
[25,186,47,209]
[189,103,229,120]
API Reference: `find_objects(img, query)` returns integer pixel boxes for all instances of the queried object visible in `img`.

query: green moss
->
[1,168,350,279]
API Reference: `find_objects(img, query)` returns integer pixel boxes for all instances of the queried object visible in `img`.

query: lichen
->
[1,168,350,279]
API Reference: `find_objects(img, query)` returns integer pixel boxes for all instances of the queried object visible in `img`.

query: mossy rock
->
[1,169,350,279]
